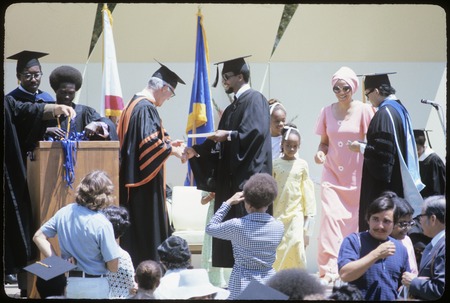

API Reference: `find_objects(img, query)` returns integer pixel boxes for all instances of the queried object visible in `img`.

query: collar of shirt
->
[235,83,251,99]
[384,94,398,101]
[431,230,445,247]
[18,84,37,95]
[136,88,155,99]
[419,146,435,161]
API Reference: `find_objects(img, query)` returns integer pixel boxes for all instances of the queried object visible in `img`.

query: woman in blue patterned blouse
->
[206,173,284,299]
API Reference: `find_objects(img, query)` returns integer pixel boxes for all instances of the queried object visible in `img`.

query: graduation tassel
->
[211,65,219,88]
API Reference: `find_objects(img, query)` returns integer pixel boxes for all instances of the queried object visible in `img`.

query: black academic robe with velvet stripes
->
[192,88,272,268]
[359,100,406,231]
[118,95,172,267]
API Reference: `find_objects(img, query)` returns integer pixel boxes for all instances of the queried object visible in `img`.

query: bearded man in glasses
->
[183,56,272,270]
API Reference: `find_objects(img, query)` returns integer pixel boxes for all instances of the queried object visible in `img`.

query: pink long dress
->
[315,100,374,277]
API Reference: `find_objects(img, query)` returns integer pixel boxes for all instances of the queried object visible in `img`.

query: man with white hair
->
[117,62,186,268]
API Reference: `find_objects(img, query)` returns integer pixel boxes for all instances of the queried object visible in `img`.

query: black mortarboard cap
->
[23,256,76,281]
[7,50,49,73]
[152,60,185,89]
[236,280,289,300]
[212,55,251,87]
[358,72,396,90]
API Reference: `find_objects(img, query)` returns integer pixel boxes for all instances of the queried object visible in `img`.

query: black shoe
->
[4,274,18,284]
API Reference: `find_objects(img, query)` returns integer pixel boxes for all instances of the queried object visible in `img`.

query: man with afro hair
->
[45,65,118,140]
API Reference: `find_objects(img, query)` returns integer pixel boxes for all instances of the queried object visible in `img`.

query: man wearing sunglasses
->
[183,56,272,269]
[117,61,186,268]
[355,73,424,232]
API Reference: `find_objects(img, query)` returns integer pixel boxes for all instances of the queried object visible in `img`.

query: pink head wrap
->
[331,66,359,95]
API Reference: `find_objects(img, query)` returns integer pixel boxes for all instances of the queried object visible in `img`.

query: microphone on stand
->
[421,99,440,107]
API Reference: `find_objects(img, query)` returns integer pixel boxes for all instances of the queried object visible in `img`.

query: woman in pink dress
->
[314,66,374,285]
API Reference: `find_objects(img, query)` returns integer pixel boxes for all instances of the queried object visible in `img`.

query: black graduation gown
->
[46,103,118,140]
[418,152,446,198]
[3,96,47,273]
[359,101,406,231]
[7,87,54,162]
[192,88,272,267]
[7,87,54,104]
[117,96,172,267]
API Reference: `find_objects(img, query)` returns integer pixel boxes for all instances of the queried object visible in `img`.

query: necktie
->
[419,242,433,270]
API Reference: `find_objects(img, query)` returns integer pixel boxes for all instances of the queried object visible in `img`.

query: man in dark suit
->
[401,195,445,300]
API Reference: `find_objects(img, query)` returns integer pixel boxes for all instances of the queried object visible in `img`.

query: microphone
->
[421,99,439,106]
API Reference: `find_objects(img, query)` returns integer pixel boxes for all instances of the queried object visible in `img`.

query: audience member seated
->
[401,195,445,300]
[128,260,162,299]
[102,205,135,298]
[328,284,364,301]
[172,268,229,300]
[153,235,193,299]
[266,268,326,300]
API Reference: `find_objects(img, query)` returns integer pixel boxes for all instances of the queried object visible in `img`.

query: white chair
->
[167,186,209,254]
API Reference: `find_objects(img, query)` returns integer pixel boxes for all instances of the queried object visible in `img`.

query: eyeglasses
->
[396,221,416,229]
[332,85,351,93]
[222,73,237,81]
[165,85,175,98]
[365,88,375,99]
[21,72,43,81]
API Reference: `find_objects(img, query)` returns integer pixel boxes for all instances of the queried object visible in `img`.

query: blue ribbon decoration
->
[60,132,87,188]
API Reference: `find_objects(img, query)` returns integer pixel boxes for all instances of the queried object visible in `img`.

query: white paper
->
[187,132,216,138]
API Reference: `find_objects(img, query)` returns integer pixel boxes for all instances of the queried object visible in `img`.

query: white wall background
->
[3,3,447,274]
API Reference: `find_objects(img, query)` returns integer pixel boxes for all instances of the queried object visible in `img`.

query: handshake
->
[171,130,231,163]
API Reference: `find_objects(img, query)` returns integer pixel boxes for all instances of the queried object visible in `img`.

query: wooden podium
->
[26,141,120,298]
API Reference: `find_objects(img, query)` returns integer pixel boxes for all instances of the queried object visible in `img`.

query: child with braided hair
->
[272,123,317,271]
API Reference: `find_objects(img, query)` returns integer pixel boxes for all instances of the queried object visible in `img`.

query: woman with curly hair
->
[33,170,121,299]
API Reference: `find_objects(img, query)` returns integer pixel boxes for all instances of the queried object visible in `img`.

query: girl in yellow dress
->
[272,124,316,270]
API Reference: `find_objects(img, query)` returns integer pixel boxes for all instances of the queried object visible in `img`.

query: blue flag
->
[184,10,214,186]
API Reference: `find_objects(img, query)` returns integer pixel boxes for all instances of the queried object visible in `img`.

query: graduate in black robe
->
[3,96,76,294]
[6,50,55,163]
[44,65,118,140]
[185,56,272,268]
[358,73,423,232]
[117,62,185,267]
[413,129,446,198]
